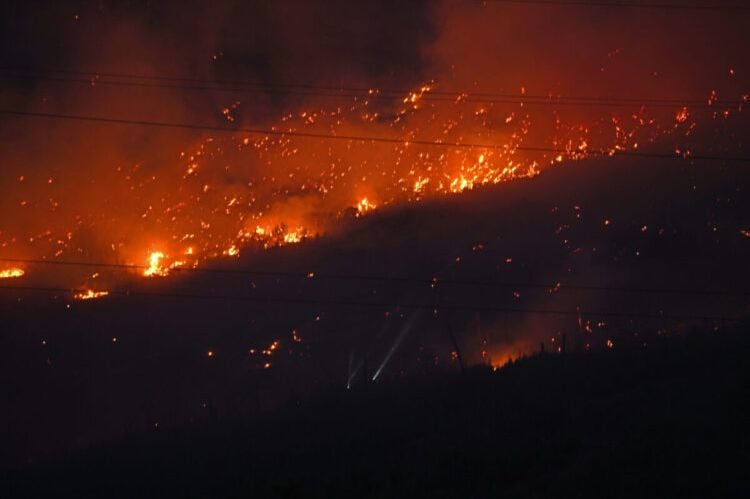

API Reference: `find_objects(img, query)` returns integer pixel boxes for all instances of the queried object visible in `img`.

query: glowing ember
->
[73,290,110,301]
[143,251,168,277]
[675,107,690,124]
[0,268,25,279]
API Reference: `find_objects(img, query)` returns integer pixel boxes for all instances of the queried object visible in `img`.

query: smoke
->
[0,0,437,265]
[429,2,747,97]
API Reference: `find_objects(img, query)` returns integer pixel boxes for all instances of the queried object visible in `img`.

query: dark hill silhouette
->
[4,327,748,498]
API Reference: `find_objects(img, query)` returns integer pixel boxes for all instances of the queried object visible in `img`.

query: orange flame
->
[73,289,110,301]
[143,251,168,277]
[0,267,25,279]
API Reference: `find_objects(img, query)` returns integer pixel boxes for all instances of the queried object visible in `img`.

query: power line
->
[480,0,747,10]
[0,68,741,109]
[2,109,749,162]
[0,283,741,322]
[1,257,748,298]
[2,73,722,110]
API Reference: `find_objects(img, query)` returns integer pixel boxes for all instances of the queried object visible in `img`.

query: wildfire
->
[0,268,25,279]
[249,225,309,248]
[283,232,301,244]
[143,251,168,277]
[486,340,535,370]
[450,175,474,193]
[356,197,376,216]
[0,72,745,286]
[413,177,430,193]
[73,289,110,300]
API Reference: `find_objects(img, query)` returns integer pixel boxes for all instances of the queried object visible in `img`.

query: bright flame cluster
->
[73,289,110,301]
[356,197,377,217]
[143,251,168,277]
[0,268,25,279]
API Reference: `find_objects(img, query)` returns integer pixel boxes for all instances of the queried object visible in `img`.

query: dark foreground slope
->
[4,328,748,499]
[2,156,749,469]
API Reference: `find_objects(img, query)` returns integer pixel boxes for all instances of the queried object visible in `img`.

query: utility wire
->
[480,0,747,10]
[0,283,741,322]
[2,109,749,162]
[1,256,748,298]
[0,68,742,109]
[2,74,724,109]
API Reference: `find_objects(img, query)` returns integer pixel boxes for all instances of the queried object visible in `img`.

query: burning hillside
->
[1,77,747,290]
[1,1,748,293]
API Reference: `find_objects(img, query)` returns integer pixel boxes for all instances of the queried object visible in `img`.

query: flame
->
[283,231,301,244]
[450,175,474,193]
[143,251,168,277]
[73,289,110,300]
[0,268,25,279]
[356,197,376,216]
[413,177,430,193]
[249,224,309,248]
